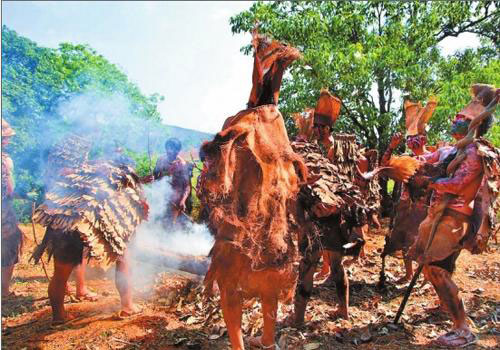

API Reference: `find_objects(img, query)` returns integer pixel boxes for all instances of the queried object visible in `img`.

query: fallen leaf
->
[304,343,321,350]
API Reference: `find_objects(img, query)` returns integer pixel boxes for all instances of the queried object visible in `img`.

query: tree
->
[1,26,165,218]
[230,1,498,147]
[230,1,499,202]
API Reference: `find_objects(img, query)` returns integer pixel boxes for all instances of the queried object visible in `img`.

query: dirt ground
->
[1,220,499,350]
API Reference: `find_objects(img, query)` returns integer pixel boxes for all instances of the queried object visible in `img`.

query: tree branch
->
[341,101,369,138]
[435,7,496,42]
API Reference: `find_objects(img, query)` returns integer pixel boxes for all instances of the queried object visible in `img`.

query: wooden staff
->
[394,94,499,324]
[393,195,451,324]
[31,202,50,282]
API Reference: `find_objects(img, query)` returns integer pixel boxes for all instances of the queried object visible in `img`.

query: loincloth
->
[384,200,428,256]
[32,228,86,266]
[409,208,469,264]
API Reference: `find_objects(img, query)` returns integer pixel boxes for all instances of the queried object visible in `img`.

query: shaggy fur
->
[201,105,307,350]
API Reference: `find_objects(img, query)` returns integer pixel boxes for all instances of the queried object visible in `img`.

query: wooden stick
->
[394,196,451,324]
[31,202,50,283]
[394,95,498,323]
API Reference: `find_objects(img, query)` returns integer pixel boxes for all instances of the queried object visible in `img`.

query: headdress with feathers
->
[404,96,438,136]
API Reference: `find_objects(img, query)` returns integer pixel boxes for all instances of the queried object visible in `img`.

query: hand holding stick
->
[31,202,50,283]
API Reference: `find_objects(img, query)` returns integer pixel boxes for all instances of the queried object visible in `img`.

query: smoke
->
[134,176,214,256]
[9,87,214,290]
[54,91,158,157]
[128,172,214,289]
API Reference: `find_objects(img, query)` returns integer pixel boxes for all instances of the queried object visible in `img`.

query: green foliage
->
[488,124,500,148]
[230,1,499,151]
[387,179,395,195]
[12,199,32,224]
[125,150,159,178]
[2,26,164,216]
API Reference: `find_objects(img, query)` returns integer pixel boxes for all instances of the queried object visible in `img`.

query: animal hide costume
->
[32,135,148,265]
[247,29,301,108]
[1,119,23,267]
[288,89,384,324]
[379,96,439,286]
[199,31,304,350]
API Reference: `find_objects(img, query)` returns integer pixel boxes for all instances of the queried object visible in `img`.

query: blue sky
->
[2,1,254,133]
[2,1,480,134]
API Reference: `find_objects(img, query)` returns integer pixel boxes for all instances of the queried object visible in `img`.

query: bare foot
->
[329,308,348,320]
[52,312,76,327]
[117,304,142,319]
[75,290,99,302]
[432,329,477,348]
[248,335,276,349]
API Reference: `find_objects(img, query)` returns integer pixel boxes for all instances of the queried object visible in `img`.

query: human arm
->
[178,165,193,211]
[381,132,403,166]
[428,146,483,195]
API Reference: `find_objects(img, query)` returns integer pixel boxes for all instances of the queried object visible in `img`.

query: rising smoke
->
[129,176,214,287]
[30,90,213,285]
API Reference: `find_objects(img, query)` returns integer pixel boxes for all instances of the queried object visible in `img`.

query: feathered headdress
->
[292,108,315,141]
[404,96,438,136]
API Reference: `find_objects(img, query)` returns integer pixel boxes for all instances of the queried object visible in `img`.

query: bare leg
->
[423,264,473,346]
[49,259,75,323]
[329,252,349,319]
[1,265,15,296]
[250,294,278,349]
[292,250,320,325]
[359,224,369,259]
[74,257,97,300]
[115,249,138,315]
[220,285,244,350]
[261,297,278,347]
[371,213,381,230]
[396,256,413,283]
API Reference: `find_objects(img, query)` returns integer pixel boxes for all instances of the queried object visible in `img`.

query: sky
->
[2,1,480,134]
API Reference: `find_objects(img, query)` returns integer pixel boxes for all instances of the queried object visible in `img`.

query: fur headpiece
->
[313,89,342,127]
[292,108,315,141]
[455,83,498,136]
[247,29,301,108]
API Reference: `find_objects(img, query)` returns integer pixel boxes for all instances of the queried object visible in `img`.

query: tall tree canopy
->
[230,1,499,151]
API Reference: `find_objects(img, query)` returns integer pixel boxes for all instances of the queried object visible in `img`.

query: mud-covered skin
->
[378,131,454,287]
[408,85,498,347]
[429,143,484,216]
[153,155,193,227]
[291,205,354,324]
[289,137,371,324]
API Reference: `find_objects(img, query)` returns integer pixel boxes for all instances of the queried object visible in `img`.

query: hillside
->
[161,124,213,155]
